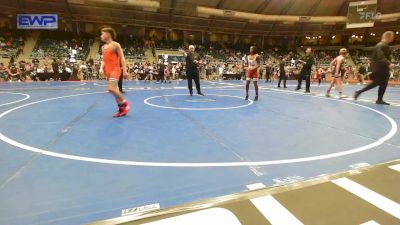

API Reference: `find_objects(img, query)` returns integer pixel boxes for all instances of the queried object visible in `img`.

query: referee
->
[118,69,125,93]
[355,31,395,105]
[295,48,315,93]
[277,56,287,88]
[182,45,204,96]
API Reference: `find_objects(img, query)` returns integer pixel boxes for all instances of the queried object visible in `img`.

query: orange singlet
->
[102,44,121,80]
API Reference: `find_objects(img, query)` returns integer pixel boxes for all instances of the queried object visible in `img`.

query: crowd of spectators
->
[392,49,400,62]
[98,35,145,61]
[0,57,85,82]
[195,42,232,62]
[31,31,92,60]
[155,40,182,50]
[350,49,370,65]
[1,29,399,83]
[0,27,25,59]
[152,39,239,63]
[312,50,337,66]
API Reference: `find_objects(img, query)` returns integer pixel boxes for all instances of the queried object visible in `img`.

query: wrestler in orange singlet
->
[100,27,130,117]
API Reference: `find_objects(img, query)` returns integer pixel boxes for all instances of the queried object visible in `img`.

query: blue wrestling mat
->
[0,80,399,225]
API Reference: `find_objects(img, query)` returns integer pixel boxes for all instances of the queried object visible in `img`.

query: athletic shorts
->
[246,69,258,79]
[105,68,121,81]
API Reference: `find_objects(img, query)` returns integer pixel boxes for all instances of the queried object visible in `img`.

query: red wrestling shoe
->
[113,111,122,118]
[113,100,130,118]
[120,100,130,116]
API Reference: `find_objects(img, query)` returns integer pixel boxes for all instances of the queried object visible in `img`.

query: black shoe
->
[295,88,301,91]
[277,86,281,88]
[305,90,311,93]
[254,95,258,101]
[354,91,361,100]
[190,92,193,96]
[245,96,249,101]
[376,100,390,105]
[284,86,287,88]
[197,92,204,96]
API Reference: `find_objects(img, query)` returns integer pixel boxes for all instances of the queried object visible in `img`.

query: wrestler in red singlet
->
[245,46,260,101]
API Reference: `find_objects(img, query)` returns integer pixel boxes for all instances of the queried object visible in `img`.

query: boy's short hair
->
[101,27,117,40]
[339,48,347,55]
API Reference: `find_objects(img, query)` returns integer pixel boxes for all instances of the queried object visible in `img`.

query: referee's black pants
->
[357,70,390,101]
[278,73,287,88]
[118,71,123,92]
[297,73,310,92]
[187,69,201,94]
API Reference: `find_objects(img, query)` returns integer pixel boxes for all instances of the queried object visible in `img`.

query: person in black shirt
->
[88,57,94,67]
[9,62,21,81]
[157,61,165,83]
[355,31,395,105]
[265,63,271,83]
[357,63,367,84]
[32,58,39,67]
[51,58,60,81]
[277,56,287,88]
[182,45,204,96]
[296,48,315,93]
[0,63,10,81]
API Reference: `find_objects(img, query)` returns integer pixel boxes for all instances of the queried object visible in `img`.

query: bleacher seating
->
[196,42,228,61]
[98,36,145,61]
[312,50,337,66]
[392,49,400,62]
[0,28,25,59]
[121,36,145,60]
[153,40,232,62]
[350,49,370,65]
[155,40,182,50]
[31,31,92,60]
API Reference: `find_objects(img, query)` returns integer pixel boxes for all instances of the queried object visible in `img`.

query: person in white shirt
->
[172,65,177,80]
